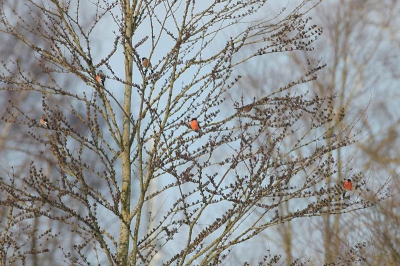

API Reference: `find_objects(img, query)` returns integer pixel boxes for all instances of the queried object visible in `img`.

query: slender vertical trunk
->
[280,202,292,266]
[32,217,38,266]
[118,2,134,264]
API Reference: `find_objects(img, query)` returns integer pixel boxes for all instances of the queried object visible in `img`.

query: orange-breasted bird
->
[190,118,201,133]
[343,179,352,198]
[40,116,50,129]
[95,70,106,86]
[142,57,151,69]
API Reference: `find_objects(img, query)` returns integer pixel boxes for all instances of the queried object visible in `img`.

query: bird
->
[40,116,50,129]
[141,57,151,69]
[343,179,352,198]
[190,118,201,133]
[95,70,106,86]
[236,105,252,113]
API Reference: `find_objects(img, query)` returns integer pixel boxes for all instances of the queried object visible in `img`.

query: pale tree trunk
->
[280,202,293,266]
[118,2,134,265]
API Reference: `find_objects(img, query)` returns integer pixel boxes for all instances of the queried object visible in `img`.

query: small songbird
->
[190,118,201,132]
[40,116,50,129]
[95,70,106,86]
[343,179,352,198]
[141,57,151,69]
[236,105,252,113]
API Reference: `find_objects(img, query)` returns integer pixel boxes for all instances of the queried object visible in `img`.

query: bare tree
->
[0,0,389,265]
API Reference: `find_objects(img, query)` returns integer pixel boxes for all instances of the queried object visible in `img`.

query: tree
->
[0,0,389,265]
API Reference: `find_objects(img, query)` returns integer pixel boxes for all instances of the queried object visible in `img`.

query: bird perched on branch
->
[40,116,50,129]
[95,70,106,86]
[235,105,253,113]
[141,57,151,69]
[343,179,352,198]
[190,118,201,133]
